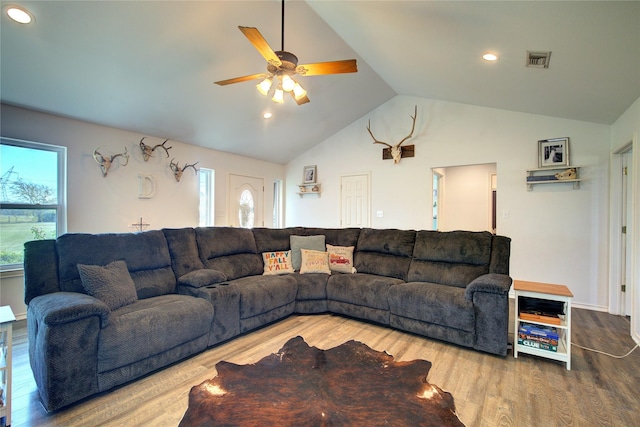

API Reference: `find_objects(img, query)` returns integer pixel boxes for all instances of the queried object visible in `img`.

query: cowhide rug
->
[179,336,465,427]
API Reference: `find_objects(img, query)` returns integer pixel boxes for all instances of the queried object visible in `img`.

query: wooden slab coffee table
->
[180,336,464,426]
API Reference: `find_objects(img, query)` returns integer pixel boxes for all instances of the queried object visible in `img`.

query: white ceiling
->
[2,1,639,164]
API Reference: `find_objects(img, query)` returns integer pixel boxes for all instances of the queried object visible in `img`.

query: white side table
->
[513,280,573,370]
[0,306,15,426]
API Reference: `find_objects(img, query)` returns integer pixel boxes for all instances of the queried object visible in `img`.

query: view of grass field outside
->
[1,141,62,268]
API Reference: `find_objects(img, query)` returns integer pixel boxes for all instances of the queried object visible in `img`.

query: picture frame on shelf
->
[538,137,569,168]
[303,165,317,184]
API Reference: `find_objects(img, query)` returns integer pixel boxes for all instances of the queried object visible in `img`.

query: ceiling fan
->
[214,0,357,105]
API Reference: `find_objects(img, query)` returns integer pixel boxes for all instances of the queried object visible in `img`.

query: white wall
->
[286,95,611,310]
[610,96,640,344]
[0,104,285,318]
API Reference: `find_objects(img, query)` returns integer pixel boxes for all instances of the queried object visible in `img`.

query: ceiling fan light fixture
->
[272,86,285,103]
[281,75,295,92]
[256,78,273,96]
[293,82,307,100]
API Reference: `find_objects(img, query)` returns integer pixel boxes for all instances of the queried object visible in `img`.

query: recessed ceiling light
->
[263,112,273,119]
[4,5,35,24]
[482,53,498,62]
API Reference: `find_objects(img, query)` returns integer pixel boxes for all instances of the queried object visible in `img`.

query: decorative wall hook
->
[367,105,417,164]
[93,146,129,177]
[139,137,172,161]
[170,159,199,182]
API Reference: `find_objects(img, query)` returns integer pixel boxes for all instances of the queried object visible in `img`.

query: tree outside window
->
[0,138,66,270]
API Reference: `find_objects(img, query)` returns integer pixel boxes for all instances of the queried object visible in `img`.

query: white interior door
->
[622,150,632,315]
[341,173,370,228]
[229,174,264,228]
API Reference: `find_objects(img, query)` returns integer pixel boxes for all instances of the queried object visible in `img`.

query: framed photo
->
[538,137,569,168]
[303,165,317,184]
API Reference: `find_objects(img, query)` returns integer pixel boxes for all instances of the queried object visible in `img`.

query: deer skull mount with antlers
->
[367,105,418,164]
[93,146,129,177]
[139,137,173,161]
[170,159,199,182]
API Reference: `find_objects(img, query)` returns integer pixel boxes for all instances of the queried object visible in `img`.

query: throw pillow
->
[299,249,331,274]
[178,269,227,288]
[290,235,325,271]
[326,244,356,274]
[262,250,295,275]
[77,260,138,310]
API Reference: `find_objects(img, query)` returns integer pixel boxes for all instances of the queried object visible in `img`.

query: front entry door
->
[229,174,264,228]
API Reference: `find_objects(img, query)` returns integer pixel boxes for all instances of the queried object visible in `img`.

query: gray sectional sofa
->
[23,226,511,412]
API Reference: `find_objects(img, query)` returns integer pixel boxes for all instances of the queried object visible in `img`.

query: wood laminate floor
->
[7,305,640,426]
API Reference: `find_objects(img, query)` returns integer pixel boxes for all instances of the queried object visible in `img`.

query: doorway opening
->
[430,163,497,233]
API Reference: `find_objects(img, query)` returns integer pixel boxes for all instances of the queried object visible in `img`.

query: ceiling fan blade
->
[214,73,268,86]
[291,91,310,105]
[238,26,281,67]
[296,59,357,76]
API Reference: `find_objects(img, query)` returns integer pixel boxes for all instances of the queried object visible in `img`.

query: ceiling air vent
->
[526,51,552,69]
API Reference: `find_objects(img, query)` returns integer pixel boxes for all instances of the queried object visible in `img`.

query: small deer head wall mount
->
[367,105,417,164]
[170,159,199,182]
[93,146,129,177]
[139,137,172,161]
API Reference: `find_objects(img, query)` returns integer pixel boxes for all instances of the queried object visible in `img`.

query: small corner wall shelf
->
[526,166,581,191]
[297,183,321,197]
[513,280,573,370]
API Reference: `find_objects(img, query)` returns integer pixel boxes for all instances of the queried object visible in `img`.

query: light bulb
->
[256,78,272,96]
[293,82,307,100]
[272,86,284,103]
[281,75,295,92]
[5,6,33,24]
[482,53,498,62]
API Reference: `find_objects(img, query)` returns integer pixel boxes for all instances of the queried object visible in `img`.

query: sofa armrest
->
[28,292,107,411]
[178,269,227,288]
[464,273,512,300]
[464,273,512,356]
[29,292,111,328]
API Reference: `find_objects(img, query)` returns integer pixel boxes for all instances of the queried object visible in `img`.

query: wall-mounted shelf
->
[526,166,581,191]
[297,183,321,197]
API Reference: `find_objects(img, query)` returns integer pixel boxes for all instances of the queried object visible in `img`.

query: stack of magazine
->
[518,323,559,352]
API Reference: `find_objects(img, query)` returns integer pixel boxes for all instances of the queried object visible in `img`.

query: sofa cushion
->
[178,269,227,288]
[412,230,493,265]
[408,231,492,287]
[196,227,263,280]
[388,282,475,332]
[57,230,176,298]
[97,294,213,373]
[252,227,304,253]
[262,251,295,275]
[77,260,138,310]
[163,228,205,278]
[229,275,298,319]
[327,273,404,310]
[300,249,331,274]
[290,235,325,271]
[354,229,415,281]
[326,244,355,274]
[302,228,361,247]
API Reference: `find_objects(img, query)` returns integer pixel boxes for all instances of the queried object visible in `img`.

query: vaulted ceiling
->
[2,1,639,164]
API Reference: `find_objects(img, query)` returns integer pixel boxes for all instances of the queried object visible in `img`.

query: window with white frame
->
[199,168,214,226]
[273,179,282,228]
[0,137,67,270]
